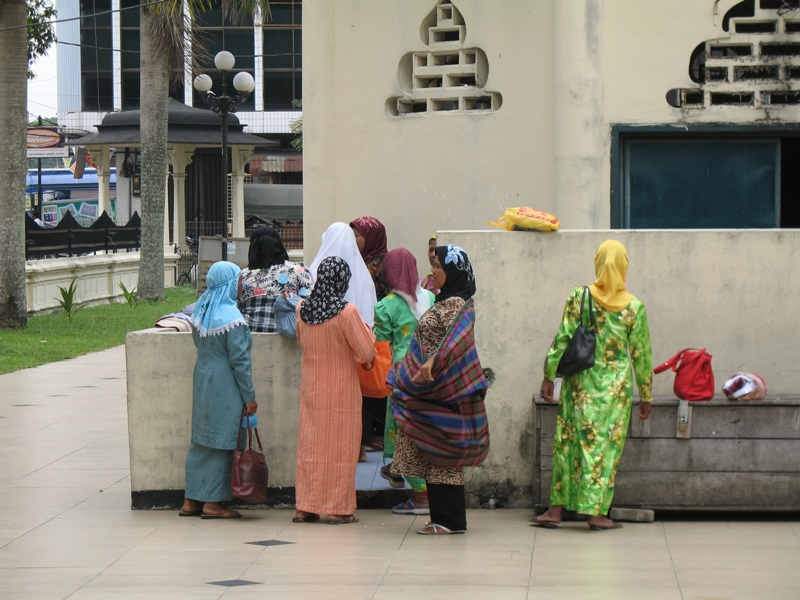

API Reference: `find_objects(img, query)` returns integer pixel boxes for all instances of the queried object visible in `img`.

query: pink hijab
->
[382,248,431,319]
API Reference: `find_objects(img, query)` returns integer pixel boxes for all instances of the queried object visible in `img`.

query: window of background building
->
[81,0,114,112]
[612,128,800,229]
[119,0,185,110]
[193,1,256,111]
[262,0,302,110]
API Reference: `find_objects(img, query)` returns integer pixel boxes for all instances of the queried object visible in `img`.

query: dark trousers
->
[427,483,467,532]
[361,396,386,446]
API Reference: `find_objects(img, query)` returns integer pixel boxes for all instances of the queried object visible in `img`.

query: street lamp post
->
[193,51,255,260]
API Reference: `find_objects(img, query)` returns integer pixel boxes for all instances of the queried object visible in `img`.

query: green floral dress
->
[544,287,653,516]
[374,291,435,493]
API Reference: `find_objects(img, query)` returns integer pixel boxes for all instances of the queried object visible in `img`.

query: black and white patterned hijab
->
[300,256,351,324]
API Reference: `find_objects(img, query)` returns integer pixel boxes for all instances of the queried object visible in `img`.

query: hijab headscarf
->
[588,239,634,312]
[382,248,432,320]
[192,261,246,337]
[310,222,377,326]
[349,216,388,264]
[435,244,476,302]
[248,227,289,270]
[300,256,351,325]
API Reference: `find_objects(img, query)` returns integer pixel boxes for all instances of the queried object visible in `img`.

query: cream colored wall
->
[25,253,179,313]
[126,230,800,507]
[304,0,800,259]
[439,229,800,504]
[303,0,554,270]
[126,330,302,495]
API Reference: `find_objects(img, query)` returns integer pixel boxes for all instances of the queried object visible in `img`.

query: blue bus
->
[26,168,117,226]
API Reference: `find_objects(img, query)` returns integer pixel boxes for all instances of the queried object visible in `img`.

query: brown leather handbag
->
[231,412,268,504]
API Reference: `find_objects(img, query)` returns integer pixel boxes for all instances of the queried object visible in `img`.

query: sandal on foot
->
[380,465,406,489]
[529,517,560,529]
[327,515,359,525]
[417,523,464,535]
[392,500,430,515]
[178,510,202,517]
[200,509,242,519]
[588,521,623,531]
[292,512,320,523]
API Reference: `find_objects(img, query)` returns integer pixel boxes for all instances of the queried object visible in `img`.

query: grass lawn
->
[0,286,198,375]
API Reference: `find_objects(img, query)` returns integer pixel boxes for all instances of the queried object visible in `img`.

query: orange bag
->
[357,341,392,397]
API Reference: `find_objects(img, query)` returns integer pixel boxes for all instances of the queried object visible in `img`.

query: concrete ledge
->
[26,251,179,314]
[125,328,303,506]
[534,397,800,511]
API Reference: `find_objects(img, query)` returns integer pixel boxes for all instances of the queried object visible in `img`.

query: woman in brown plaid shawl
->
[389,245,489,535]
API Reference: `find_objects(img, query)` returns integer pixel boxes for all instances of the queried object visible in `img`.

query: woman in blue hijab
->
[180,261,258,519]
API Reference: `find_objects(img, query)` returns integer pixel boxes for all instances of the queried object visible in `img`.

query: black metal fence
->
[244,218,303,250]
[175,248,198,287]
[185,220,225,244]
[25,211,141,260]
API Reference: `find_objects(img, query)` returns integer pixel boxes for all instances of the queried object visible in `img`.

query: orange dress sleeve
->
[340,304,377,364]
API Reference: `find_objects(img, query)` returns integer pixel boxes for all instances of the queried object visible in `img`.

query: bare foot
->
[327,514,359,524]
[292,510,320,523]
[201,502,242,519]
[179,498,203,516]
[587,515,622,530]
[359,446,368,463]
[531,506,563,525]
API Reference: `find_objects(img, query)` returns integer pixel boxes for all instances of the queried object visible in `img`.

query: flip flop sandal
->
[178,511,202,517]
[200,510,242,519]
[529,517,560,529]
[327,515,359,525]
[589,521,623,531]
[292,513,321,523]
[417,523,465,535]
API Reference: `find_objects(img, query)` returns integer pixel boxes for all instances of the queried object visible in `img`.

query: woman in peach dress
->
[293,257,377,524]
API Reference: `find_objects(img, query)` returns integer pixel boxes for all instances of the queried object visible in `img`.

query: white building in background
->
[302,0,800,265]
[54,0,303,243]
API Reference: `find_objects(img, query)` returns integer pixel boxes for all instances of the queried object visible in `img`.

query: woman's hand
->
[540,378,556,403]
[361,360,374,371]
[245,401,258,415]
[412,357,435,383]
[638,401,652,421]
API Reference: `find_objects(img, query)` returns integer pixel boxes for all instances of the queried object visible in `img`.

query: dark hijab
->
[300,256,351,324]
[435,244,476,302]
[248,227,289,270]
[349,216,388,264]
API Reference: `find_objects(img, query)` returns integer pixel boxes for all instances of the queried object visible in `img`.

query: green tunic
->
[544,287,653,516]
[374,291,434,493]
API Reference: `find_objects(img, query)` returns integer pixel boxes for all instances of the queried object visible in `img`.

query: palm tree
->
[138,0,269,299]
[0,0,56,328]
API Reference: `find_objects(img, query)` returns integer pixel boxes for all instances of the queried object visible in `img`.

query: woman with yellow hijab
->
[534,240,653,530]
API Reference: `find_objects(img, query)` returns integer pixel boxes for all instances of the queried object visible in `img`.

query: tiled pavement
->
[1,346,800,599]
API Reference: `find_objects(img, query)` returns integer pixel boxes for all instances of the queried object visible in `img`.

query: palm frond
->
[141,0,271,85]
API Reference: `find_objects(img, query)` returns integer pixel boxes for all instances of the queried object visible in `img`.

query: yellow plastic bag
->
[488,207,560,232]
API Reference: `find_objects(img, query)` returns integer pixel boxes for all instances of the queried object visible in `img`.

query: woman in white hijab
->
[310,222,378,327]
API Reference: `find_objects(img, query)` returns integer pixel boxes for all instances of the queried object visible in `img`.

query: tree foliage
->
[27,0,57,80]
[136,0,270,300]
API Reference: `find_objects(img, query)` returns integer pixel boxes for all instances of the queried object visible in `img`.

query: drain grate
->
[207,580,260,587]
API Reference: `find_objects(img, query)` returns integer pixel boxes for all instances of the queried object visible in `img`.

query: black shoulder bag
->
[556,287,597,377]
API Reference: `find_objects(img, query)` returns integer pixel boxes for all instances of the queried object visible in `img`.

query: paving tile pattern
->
[1,346,799,599]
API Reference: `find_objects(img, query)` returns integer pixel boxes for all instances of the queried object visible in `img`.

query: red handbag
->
[231,413,268,504]
[654,348,715,401]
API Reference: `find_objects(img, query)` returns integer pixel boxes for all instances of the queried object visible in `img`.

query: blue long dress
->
[184,324,256,502]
